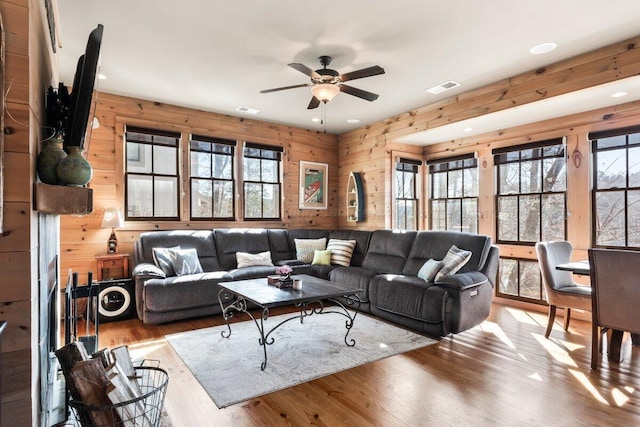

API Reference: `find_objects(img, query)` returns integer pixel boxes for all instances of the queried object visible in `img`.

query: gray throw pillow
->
[417,259,443,282]
[152,246,181,276]
[171,248,204,276]
[435,245,472,281]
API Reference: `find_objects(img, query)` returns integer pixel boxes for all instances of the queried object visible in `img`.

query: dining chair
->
[535,241,592,338]
[589,248,640,370]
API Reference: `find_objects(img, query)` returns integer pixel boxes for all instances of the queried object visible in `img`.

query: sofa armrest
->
[435,271,489,291]
[132,262,166,279]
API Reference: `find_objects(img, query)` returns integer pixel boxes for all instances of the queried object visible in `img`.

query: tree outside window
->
[125,126,180,220]
[494,140,566,244]
[395,158,421,230]
[243,143,282,220]
[190,135,235,220]
[429,155,478,233]
[494,138,566,303]
[591,127,640,248]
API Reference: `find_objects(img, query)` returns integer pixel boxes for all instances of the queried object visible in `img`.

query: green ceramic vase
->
[56,146,93,187]
[37,136,67,185]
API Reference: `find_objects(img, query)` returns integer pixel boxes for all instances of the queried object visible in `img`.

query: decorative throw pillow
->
[236,251,274,269]
[435,245,472,281]
[295,238,327,263]
[417,259,443,282]
[311,249,332,266]
[326,239,357,267]
[152,246,181,276]
[171,248,204,276]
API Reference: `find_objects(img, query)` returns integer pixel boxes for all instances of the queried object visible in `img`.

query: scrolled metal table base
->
[218,289,361,370]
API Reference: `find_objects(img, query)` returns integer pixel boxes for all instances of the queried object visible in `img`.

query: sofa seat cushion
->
[306,264,336,280]
[328,266,376,302]
[143,271,232,312]
[369,274,449,324]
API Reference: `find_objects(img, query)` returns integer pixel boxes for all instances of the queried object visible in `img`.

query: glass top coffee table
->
[218,274,362,370]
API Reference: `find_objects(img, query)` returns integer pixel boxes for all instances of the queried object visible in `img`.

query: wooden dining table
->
[556,260,638,363]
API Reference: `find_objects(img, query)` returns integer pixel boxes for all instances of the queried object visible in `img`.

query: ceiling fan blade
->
[340,84,379,101]
[339,65,385,82]
[307,96,321,110]
[260,83,311,94]
[288,63,321,79]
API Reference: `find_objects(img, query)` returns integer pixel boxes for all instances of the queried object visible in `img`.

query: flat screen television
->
[64,24,104,148]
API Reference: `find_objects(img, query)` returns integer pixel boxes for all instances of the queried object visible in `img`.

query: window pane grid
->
[243,143,282,220]
[430,157,478,232]
[497,257,544,303]
[189,136,235,220]
[125,127,180,220]
[592,130,640,249]
[495,141,566,244]
[395,162,419,230]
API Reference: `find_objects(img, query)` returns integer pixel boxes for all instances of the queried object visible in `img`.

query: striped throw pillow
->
[326,239,357,267]
[435,245,472,281]
[295,238,327,263]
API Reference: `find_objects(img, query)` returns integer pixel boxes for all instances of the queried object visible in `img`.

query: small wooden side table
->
[95,253,130,281]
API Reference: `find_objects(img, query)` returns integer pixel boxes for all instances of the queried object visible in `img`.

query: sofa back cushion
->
[267,229,294,263]
[361,230,416,274]
[136,230,220,272]
[214,228,272,270]
[402,231,491,276]
[328,230,372,267]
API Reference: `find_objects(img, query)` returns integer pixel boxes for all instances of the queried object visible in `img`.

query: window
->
[494,139,566,244]
[429,154,478,233]
[190,135,236,220]
[243,142,283,220]
[395,158,421,230]
[497,257,544,302]
[590,126,640,248]
[125,126,180,220]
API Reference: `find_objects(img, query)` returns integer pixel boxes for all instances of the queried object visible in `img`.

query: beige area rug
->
[166,311,437,408]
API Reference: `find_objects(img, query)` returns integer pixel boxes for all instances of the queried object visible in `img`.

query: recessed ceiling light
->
[611,91,628,98]
[98,74,107,80]
[426,81,461,95]
[463,127,473,132]
[530,42,557,55]
[235,106,260,115]
[346,119,360,124]
[311,118,321,122]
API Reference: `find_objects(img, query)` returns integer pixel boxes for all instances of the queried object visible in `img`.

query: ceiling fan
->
[260,55,385,109]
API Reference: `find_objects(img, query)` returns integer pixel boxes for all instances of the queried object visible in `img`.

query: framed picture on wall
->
[299,161,328,210]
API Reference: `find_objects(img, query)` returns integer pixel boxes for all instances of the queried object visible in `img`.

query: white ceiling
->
[55,0,640,142]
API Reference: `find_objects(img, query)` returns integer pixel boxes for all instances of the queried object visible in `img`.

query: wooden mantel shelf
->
[34,182,93,214]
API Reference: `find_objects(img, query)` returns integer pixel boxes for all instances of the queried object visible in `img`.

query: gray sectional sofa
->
[132,228,499,337]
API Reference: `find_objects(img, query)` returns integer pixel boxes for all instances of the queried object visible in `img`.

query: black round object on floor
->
[91,279,136,322]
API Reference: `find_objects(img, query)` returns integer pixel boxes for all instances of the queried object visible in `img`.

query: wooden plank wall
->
[336,33,640,273]
[59,93,338,278]
[0,0,57,425]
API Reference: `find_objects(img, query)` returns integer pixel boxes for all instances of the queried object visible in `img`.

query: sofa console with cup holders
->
[132,228,499,337]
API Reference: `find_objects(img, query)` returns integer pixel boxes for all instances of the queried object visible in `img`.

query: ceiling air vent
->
[426,81,461,95]
[235,106,260,114]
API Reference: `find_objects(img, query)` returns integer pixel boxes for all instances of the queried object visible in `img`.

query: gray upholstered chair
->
[589,248,640,370]
[535,241,592,338]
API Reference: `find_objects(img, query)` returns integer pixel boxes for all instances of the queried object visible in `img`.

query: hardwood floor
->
[96,303,640,426]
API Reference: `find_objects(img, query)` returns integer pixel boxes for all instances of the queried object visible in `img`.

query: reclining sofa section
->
[132,228,499,338]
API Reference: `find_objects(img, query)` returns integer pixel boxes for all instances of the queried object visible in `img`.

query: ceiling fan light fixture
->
[311,83,340,102]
